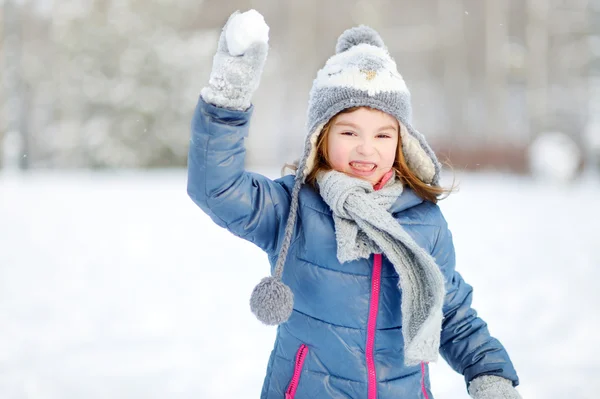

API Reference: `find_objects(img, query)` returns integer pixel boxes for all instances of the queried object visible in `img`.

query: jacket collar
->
[390,187,424,214]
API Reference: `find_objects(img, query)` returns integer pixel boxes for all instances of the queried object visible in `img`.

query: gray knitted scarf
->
[316,170,446,365]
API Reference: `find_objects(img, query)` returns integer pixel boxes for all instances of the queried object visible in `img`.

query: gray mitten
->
[200,10,269,111]
[468,375,522,399]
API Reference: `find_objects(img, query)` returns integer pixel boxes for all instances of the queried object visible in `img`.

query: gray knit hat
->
[250,25,442,325]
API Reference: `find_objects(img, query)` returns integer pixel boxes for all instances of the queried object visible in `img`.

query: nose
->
[356,137,375,156]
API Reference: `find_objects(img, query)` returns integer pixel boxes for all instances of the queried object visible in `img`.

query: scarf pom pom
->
[250,277,294,325]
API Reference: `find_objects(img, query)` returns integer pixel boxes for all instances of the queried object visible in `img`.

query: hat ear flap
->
[399,122,439,185]
[299,122,326,182]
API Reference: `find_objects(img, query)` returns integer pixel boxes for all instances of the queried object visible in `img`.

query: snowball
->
[225,9,269,56]
[528,131,582,183]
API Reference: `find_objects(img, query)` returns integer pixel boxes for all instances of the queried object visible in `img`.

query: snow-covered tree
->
[36,0,220,167]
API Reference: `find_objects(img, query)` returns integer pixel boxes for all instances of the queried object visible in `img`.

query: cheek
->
[327,142,351,171]
[379,141,398,167]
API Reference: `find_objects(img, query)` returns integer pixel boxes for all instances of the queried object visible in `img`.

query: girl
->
[188,10,521,399]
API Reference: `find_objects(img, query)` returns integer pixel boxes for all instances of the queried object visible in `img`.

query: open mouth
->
[349,161,377,172]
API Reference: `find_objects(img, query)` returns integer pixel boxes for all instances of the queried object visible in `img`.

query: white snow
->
[225,10,269,57]
[0,169,598,398]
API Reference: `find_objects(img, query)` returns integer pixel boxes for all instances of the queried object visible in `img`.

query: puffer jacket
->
[187,98,519,399]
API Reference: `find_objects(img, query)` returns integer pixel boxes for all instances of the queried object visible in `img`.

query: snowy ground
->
[0,168,598,399]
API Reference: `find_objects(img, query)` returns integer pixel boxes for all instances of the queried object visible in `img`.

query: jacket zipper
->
[420,361,430,399]
[367,254,383,399]
[365,170,390,399]
[285,344,308,399]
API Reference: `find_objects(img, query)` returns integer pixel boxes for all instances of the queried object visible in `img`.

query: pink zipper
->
[367,253,383,399]
[420,362,430,399]
[364,178,388,398]
[285,344,309,399]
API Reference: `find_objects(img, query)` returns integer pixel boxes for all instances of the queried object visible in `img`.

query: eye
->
[377,133,392,139]
[340,131,355,136]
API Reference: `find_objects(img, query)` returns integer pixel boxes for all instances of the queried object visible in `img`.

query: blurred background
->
[1,0,599,398]
[1,0,600,175]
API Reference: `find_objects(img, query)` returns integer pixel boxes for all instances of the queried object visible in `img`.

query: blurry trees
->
[2,0,29,170]
[0,0,596,172]
[586,0,600,174]
[43,0,214,167]
[526,0,549,139]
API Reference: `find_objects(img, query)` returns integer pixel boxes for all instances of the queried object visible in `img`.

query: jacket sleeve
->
[187,97,291,255]
[430,206,520,388]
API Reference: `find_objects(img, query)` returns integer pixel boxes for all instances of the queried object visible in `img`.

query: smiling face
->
[326,107,399,185]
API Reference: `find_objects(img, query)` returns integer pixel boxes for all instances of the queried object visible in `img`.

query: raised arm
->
[187,11,291,255]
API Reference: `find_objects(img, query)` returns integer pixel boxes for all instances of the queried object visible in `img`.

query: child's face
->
[326,107,399,185]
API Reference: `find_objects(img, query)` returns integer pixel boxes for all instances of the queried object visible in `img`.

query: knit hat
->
[250,25,442,325]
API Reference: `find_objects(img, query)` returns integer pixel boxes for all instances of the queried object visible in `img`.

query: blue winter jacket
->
[187,98,519,398]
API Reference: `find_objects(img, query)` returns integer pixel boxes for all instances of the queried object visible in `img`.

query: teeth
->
[350,162,376,171]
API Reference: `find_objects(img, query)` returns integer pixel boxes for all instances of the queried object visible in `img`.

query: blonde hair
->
[286,107,455,203]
